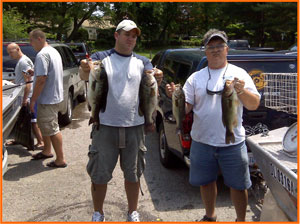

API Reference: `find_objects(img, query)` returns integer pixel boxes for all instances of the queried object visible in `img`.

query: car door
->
[61,46,82,97]
[160,55,193,156]
[53,45,70,114]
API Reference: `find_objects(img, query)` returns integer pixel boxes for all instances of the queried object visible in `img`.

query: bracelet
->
[237,90,244,95]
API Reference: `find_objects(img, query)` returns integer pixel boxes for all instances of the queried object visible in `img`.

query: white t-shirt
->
[91,49,153,127]
[34,46,63,104]
[15,55,34,98]
[183,63,260,147]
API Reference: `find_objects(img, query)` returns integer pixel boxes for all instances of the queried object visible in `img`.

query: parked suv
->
[2,42,87,125]
[66,42,90,61]
[152,48,297,168]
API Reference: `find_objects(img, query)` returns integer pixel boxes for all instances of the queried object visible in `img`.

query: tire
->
[158,123,177,168]
[77,81,87,103]
[60,91,73,126]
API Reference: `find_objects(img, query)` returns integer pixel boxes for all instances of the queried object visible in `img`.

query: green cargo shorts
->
[86,124,147,184]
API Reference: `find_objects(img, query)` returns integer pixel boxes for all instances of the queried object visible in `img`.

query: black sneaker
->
[196,215,217,222]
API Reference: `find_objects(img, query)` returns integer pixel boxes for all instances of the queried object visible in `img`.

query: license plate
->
[248,152,255,166]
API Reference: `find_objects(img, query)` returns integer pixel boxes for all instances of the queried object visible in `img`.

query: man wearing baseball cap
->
[79,19,163,222]
[166,29,260,221]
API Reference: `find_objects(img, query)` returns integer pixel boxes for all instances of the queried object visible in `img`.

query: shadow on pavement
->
[3,145,52,181]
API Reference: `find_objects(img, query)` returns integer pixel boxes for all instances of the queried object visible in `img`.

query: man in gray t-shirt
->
[29,29,66,168]
[6,43,44,149]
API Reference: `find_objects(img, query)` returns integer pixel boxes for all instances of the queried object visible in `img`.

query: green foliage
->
[3,2,297,50]
[3,8,30,40]
[73,28,89,42]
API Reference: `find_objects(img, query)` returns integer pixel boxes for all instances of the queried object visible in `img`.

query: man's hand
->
[79,58,93,81]
[22,98,28,106]
[233,77,245,95]
[26,69,34,76]
[165,82,176,98]
[153,68,163,86]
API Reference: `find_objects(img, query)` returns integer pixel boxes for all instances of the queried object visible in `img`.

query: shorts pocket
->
[86,144,99,179]
[137,145,147,178]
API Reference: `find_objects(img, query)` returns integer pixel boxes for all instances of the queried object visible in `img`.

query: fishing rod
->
[2,80,33,91]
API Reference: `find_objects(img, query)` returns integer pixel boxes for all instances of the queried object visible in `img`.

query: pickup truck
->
[152,48,297,168]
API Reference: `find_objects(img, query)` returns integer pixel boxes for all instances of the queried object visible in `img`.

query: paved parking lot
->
[2,102,262,222]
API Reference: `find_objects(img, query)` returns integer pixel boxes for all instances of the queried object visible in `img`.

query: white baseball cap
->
[115,19,141,36]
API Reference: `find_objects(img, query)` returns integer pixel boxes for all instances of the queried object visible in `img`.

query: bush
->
[73,28,89,42]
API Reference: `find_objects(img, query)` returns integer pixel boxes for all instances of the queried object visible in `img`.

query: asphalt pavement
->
[2,101,262,222]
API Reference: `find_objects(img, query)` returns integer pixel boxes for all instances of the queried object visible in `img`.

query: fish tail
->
[225,130,235,144]
[144,123,155,133]
[88,117,94,126]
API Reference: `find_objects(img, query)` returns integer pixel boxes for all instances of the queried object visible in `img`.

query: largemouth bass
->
[222,80,239,144]
[172,84,186,134]
[138,70,158,133]
[88,60,108,129]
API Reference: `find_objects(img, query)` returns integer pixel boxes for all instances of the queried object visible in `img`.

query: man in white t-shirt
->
[6,43,44,150]
[29,29,66,168]
[166,29,260,222]
[80,20,163,222]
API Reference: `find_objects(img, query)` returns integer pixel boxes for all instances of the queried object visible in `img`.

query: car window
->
[62,46,78,68]
[68,44,84,53]
[151,51,163,67]
[54,46,68,69]
[162,58,192,86]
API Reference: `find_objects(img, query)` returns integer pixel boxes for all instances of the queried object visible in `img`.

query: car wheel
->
[77,81,87,103]
[60,91,73,126]
[158,123,177,168]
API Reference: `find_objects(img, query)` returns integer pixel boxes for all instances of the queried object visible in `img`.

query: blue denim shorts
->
[189,141,251,190]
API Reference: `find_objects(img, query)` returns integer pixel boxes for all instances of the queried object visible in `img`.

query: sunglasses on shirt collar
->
[206,64,228,95]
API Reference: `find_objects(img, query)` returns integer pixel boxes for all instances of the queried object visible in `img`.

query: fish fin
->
[87,103,91,112]
[91,80,96,91]
[138,94,144,116]
[88,117,94,126]
[138,107,144,116]
[150,88,156,97]
[99,81,109,113]
[225,130,235,144]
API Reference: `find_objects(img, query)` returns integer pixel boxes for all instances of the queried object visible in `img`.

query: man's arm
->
[30,76,47,112]
[234,78,260,110]
[237,90,260,110]
[22,72,32,106]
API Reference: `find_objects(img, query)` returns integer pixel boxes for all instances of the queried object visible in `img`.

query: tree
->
[3,2,106,42]
[3,8,30,40]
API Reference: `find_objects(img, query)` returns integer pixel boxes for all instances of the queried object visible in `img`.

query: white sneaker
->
[127,211,140,222]
[92,211,105,222]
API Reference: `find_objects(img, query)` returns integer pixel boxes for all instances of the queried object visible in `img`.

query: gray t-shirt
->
[91,49,153,127]
[34,46,63,104]
[15,55,34,98]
